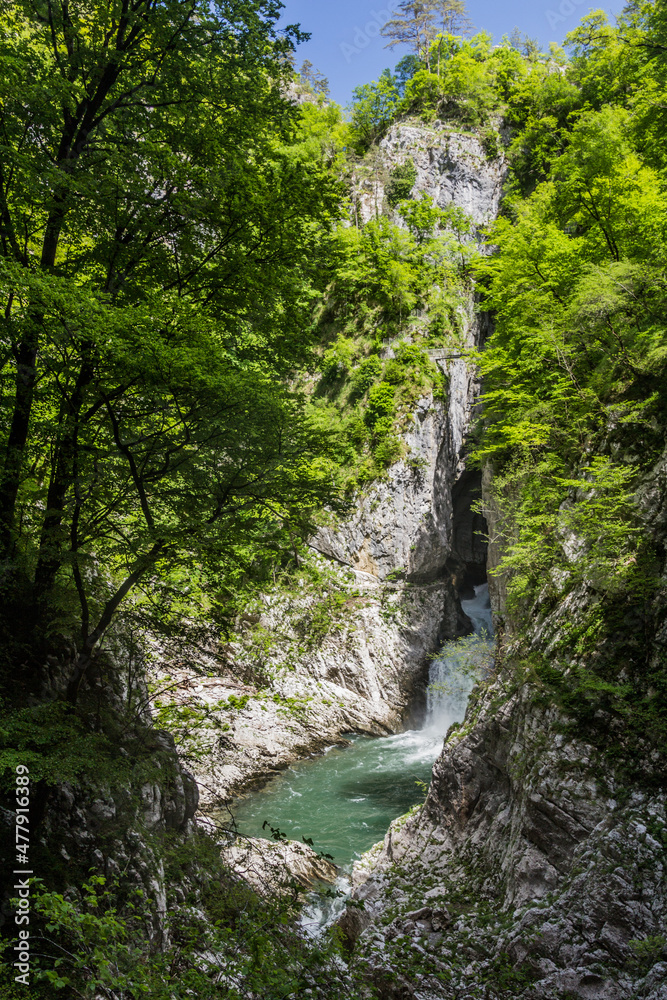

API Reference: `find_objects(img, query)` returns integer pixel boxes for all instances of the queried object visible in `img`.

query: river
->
[231,584,494,920]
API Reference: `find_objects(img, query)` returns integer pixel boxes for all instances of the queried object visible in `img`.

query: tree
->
[433,0,472,36]
[509,27,540,57]
[381,1,438,69]
[0,0,345,695]
[395,54,422,95]
[349,71,400,150]
[381,1,471,70]
[300,59,330,97]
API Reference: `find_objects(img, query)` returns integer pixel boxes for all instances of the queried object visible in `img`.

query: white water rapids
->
[425,582,495,733]
[232,584,495,933]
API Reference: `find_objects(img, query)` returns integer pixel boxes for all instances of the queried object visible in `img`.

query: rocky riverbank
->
[337,442,667,999]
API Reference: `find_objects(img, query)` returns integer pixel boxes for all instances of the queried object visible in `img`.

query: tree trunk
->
[34,353,94,602]
[0,209,65,557]
[0,327,40,555]
[66,541,165,703]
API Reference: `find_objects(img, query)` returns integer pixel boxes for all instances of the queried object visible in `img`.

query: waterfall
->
[425,583,494,734]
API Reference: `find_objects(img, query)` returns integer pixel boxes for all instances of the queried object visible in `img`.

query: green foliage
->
[6,859,368,1000]
[486,456,644,608]
[348,30,584,141]
[349,71,400,152]
[0,701,127,790]
[386,159,418,207]
[403,69,444,119]
[307,201,470,486]
[365,384,396,429]
[0,0,347,684]
[350,355,383,397]
[628,936,667,974]
[472,3,667,781]
[321,335,357,380]
[398,193,445,242]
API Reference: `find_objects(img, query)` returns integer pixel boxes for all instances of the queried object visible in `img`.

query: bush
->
[349,71,400,151]
[320,336,356,383]
[350,356,382,397]
[381,359,405,385]
[402,69,443,119]
[386,158,418,207]
[394,342,429,367]
[365,384,396,429]
[374,434,404,467]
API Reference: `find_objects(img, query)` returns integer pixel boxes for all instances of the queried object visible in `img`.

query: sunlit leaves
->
[0,0,348,656]
[475,15,667,622]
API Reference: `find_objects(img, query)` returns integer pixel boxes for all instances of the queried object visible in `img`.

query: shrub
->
[350,356,382,397]
[320,336,356,384]
[349,71,400,151]
[386,159,418,207]
[402,69,443,119]
[374,434,404,467]
[365,384,396,429]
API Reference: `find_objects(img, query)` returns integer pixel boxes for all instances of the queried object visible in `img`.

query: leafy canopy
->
[0,0,346,688]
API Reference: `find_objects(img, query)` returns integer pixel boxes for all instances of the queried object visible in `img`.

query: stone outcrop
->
[7,727,200,949]
[339,439,667,999]
[341,675,667,999]
[150,123,501,816]
[357,124,506,229]
[222,835,337,893]
[150,571,463,810]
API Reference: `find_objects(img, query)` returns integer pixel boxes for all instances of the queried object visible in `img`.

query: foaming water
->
[231,727,443,872]
[426,583,494,733]
[230,585,495,930]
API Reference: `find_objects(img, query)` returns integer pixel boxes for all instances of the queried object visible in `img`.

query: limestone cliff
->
[342,674,667,999]
[340,451,667,999]
[356,123,505,228]
[325,125,667,1000]
[151,123,500,812]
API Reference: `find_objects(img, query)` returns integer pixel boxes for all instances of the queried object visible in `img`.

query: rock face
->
[150,572,464,810]
[331,127,667,1000]
[357,124,506,228]
[150,123,501,814]
[339,446,667,999]
[317,122,503,587]
[12,727,199,949]
[342,677,667,999]
[312,381,484,586]
[223,836,337,893]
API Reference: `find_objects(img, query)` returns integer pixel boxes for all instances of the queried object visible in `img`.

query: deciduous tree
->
[0,0,344,692]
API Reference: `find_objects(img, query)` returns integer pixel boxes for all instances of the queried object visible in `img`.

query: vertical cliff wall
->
[332,124,667,1000]
[150,125,506,809]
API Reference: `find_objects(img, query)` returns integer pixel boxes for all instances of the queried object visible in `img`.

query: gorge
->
[1,5,666,1000]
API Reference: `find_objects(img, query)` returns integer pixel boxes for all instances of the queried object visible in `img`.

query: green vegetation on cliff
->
[0,0,350,695]
[473,10,667,781]
[2,0,667,996]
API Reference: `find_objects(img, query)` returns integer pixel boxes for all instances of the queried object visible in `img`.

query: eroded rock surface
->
[357,123,506,229]
[148,123,497,896]
[223,835,337,893]
[150,572,462,810]
[342,681,667,999]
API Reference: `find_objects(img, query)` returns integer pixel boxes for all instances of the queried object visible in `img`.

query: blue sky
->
[278,1,622,106]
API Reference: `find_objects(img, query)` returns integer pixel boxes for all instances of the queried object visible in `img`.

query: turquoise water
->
[232,585,494,874]
[232,729,442,870]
